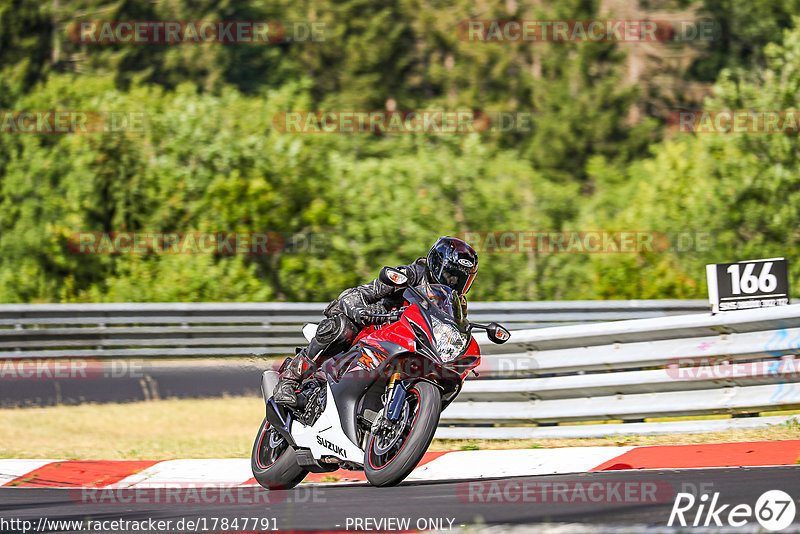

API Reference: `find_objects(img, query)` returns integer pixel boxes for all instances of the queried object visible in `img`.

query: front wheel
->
[251,417,308,490]
[364,381,441,487]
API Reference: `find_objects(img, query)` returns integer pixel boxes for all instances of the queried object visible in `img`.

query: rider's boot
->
[273,339,324,406]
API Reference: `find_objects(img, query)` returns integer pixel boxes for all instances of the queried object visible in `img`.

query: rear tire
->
[364,381,441,487]
[251,417,308,490]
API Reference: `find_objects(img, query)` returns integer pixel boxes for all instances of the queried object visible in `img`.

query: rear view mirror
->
[486,322,510,344]
[379,266,409,287]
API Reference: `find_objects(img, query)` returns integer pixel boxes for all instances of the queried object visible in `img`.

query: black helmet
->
[426,236,478,294]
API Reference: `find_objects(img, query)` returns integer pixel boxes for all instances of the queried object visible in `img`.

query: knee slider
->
[315,317,341,344]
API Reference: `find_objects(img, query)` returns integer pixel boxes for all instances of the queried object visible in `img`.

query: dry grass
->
[0,397,264,460]
[430,426,800,451]
[433,414,800,451]
[0,397,798,460]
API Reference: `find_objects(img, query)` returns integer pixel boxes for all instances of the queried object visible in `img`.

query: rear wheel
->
[251,417,308,489]
[364,381,441,487]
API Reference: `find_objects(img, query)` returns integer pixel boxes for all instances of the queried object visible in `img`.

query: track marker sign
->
[706,258,790,312]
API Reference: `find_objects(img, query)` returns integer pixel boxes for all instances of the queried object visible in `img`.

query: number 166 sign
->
[706,258,790,312]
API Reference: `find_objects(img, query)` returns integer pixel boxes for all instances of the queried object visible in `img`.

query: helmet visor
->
[435,262,476,294]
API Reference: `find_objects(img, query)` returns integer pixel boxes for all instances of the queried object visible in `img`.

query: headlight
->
[430,316,467,362]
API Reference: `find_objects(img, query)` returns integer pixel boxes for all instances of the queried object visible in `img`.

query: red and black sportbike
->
[251,267,510,488]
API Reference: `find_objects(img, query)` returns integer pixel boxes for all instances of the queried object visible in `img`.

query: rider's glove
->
[355,302,389,326]
[360,307,404,326]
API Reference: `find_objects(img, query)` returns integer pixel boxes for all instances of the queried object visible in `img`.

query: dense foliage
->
[0,0,797,302]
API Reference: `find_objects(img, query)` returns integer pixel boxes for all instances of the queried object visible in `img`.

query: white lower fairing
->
[290,383,365,465]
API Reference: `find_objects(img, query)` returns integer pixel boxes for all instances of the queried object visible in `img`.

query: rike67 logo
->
[669,490,797,531]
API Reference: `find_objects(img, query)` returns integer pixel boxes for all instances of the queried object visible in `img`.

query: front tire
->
[251,417,308,490]
[364,381,441,487]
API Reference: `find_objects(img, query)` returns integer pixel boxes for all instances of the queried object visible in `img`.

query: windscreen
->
[418,283,457,318]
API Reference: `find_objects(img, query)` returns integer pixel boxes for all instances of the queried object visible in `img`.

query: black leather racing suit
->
[337,257,430,330]
[279,258,430,381]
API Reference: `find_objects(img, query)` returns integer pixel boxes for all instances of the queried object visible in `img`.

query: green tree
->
[582,18,800,298]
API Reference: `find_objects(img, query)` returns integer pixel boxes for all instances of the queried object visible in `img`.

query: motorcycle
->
[250,267,510,488]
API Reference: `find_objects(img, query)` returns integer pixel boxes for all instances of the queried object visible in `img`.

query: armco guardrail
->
[1,299,798,438]
[0,300,707,360]
[437,303,800,439]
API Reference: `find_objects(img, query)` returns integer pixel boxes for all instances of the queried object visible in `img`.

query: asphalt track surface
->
[2,466,800,533]
[0,361,270,407]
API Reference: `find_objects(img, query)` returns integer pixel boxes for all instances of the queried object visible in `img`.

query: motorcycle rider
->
[273,236,479,406]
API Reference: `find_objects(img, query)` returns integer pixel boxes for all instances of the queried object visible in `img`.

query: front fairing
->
[318,285,481,449]
[331,284,480,381]
[400,285,476,369]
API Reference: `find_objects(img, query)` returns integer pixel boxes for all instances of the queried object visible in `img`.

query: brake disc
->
[372,402,410,456]
[268,430,284,449]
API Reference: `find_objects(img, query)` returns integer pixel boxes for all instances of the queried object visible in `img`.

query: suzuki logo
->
[316,435,347,458]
